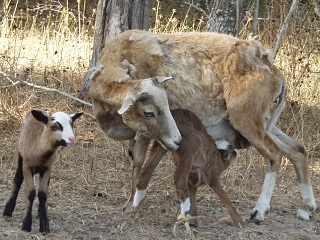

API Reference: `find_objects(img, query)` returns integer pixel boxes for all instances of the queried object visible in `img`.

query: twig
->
[185,1,210,19]
[273,0,299,60]
[0,70,93,107]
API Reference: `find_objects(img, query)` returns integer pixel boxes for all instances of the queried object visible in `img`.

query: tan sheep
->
[3,110,82,233]
[89,30,316,221]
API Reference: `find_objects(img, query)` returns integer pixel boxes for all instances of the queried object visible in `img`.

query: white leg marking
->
[252,171,277,221]
[133,189,147,208]
[215,140,230,150]
[297,183,316,220]
[180,198,191,216]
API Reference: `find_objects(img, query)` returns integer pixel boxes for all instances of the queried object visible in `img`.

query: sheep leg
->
[133,142,167,209]
[122,139,135,211]
[123,135,150,211]
[21,167,36,232]
[174,160,198,239]
[128,139,135,161]
[3,154,24,218]
[269,126,316,220]
[38,168,51,233]
[187,183,198,228]
[229,114,283,222]
[173,153,194,218]
[209,179,244,227]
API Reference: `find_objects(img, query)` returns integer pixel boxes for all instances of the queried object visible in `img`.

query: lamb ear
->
[118,96,135,115]
[31,110,49,124]
[154,76,173,84]
[70,112,83,122]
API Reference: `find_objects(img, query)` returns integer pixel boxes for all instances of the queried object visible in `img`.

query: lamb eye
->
[51,122,63,131]
[144,112,155,118]
[51,125,59,131]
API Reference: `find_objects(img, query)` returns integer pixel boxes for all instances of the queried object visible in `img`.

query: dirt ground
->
[0,0,319,238]
[0,104,320,240]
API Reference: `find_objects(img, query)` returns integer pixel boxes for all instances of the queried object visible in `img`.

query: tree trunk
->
[206,0,240,35]
[77,0,150,102]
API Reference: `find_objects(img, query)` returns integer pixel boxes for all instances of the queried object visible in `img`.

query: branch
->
[0,70,93,107]
[273,0,299,60]
[185,1,210,19]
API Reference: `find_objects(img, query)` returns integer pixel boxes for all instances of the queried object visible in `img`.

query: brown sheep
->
[134,108,243,228]
[3,110,82,233]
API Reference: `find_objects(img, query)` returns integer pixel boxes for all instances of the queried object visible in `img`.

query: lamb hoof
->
[21,224,32,232]
[3,215,12,222]
[130,198,147,218]
[189,220,198,228]
[122,200,133,213]
[173,215,198,239]
[39,220,50,233]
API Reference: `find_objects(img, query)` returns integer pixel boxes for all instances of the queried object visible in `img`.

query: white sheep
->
[2,110,82,233]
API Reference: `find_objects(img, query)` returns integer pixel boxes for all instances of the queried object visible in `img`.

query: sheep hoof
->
[21,224,32,232]
[3,215,12,222]
[297,209,312,221]
[249,209,265,222]
[130,198,147,218]
[122,199,133,212]
[39,220,50,233]
[173,215,199,239]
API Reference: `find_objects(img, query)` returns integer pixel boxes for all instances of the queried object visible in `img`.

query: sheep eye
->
[144,112,155,118]
[51,125,59,131]
[51,122,63,131]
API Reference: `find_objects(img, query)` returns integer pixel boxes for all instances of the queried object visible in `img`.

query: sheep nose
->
[174,139,182,146]
[69,137,75,144]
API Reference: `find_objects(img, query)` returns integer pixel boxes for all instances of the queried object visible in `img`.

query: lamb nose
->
[69,137,75,143]
[174,140,181,146]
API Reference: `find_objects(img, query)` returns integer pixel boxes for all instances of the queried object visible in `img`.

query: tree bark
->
[78,0,150,102]
[253,0,259,36]
[205,0,240,35]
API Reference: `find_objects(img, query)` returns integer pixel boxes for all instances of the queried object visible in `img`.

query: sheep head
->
[118,77,182,150]
[31,110,83,147]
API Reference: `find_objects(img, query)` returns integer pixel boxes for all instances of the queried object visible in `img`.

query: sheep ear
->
[118,96,134,115]
[70,112,83,122]
[31,110,49,124]
[154,76,173,84]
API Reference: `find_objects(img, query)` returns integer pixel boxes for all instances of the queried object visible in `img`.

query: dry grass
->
[0,0,320,239]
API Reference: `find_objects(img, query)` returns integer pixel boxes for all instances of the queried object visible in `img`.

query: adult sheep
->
[89,30,316,222]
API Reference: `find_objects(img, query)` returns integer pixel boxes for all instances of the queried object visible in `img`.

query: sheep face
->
[31,110,83,147]
[118,79,182,150]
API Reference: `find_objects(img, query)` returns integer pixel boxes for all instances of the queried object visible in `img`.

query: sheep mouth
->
[158,139,180,151]
[56,140,67,147]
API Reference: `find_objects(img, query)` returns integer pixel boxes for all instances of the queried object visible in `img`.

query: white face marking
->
[180,197,191,215]
[253,171,277,220]
[215,140,230,150]
[51,112,75,146]
[140,80,182,150]
[133,189,147,208]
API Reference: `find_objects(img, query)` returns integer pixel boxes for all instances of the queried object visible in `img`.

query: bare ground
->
[0,101,320,240]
